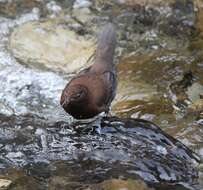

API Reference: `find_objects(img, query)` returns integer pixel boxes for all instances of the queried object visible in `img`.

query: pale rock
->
[0,179,12,189]
[73,0,92,9]
[9,19,95,73]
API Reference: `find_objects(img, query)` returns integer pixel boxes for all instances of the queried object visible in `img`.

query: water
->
[0,0,202,189]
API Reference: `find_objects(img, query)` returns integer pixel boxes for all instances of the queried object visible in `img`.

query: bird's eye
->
[75,92,81,98]
[71,91,83,101]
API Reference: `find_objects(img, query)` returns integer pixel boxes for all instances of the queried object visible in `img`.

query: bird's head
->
[60,84,88,108]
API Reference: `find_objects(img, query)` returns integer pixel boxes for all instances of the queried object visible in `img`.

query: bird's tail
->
[94,23,116,69]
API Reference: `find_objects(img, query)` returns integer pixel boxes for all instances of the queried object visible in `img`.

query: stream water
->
[0,0,202,190]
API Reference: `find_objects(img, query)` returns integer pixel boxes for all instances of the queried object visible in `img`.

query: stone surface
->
[0,179,12,189]
[0,115,199,186]
[48,176,80,190]
[116,0,170,6]
[72,7,94,24]
[187,82,203,111]
[90,179,153,190]
[0,169,41,190]
[73,0,92,9]
[9,20,95,73]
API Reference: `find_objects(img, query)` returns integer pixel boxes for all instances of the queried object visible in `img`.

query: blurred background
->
[0,0,202,189]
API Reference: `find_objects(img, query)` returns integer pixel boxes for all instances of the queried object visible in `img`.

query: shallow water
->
[0,0,202,189]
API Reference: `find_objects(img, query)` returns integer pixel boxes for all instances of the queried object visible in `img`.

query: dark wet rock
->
[0,114,199,189]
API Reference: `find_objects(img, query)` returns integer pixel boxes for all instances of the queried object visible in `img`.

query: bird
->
[60,23,117,119]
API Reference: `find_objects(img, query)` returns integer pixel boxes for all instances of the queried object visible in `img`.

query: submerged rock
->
[0,114,199,189]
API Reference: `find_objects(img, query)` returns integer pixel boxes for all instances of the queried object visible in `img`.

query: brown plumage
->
[60,23,117,119]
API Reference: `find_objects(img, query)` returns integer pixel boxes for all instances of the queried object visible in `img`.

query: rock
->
[46,1,62,17]
[0,169,41,190]
[72,7,94,24]
[0,114,199,187]
[73,0,92,9]
[116,0,169,6]
[90,179,153,190]
[48,176,83,190]
[0,179,12,189]
[9,19,95,73]
[187,82,203,109]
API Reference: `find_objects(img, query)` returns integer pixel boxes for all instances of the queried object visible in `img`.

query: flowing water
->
[0,0,202,189]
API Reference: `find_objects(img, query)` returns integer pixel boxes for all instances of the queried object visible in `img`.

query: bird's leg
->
[104,107,113,117]
[104,107,109,115]
[74,114,104,135]
[98,105,109,118]
[89,117,103,135]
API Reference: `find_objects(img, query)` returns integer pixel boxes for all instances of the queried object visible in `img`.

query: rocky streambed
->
[0,0,202,189]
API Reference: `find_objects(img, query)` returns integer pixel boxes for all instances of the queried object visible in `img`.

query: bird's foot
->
[73,116,103,135]
[103,107,113,118]
[105,111,112,117]
[89,117,102,135]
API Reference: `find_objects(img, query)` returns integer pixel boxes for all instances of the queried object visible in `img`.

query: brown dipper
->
[60,23,117,119]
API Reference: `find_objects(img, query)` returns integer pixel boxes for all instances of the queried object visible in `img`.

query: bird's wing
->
[101,70,117,106]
